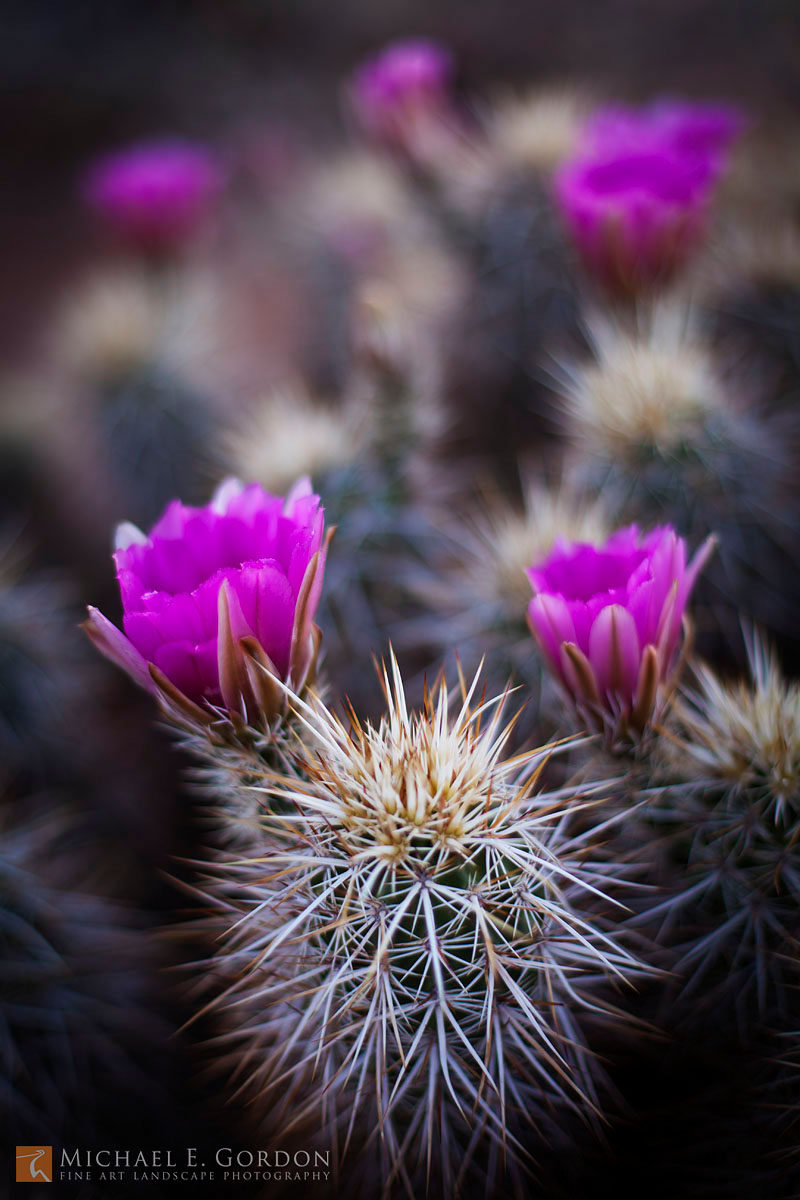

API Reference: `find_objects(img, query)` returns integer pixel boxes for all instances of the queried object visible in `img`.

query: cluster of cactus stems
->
[7,32,800,1200]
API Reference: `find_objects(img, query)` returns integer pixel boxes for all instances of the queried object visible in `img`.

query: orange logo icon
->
[15,1147,52,1183]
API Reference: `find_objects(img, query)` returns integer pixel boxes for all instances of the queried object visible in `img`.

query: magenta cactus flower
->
[84,479,328,724]
[350,39,454,146]
[554,147,714,293]
[585,100,746,173]
[82,139,224,252]
[527,525,714,734]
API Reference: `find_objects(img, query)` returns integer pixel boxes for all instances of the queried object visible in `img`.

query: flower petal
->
[83,607,155,693]
[152,638,219,704]
[588,603,641,702]
[527,593,577,681]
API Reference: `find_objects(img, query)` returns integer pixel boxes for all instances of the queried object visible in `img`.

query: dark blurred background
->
[2,0,799,368]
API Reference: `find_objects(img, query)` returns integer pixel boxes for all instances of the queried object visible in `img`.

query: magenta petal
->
[588,604,641,702]
[153,638,220,704]
[627,578,659,647]
[654,579,681,663]
[564,598,593,651]
[116,565,149,613]
[148,499,195,544]
[221,578,256,645]
[191,568,239,629]
[528,594,577,679]
[231,563,295,677]
[124,590,212,660]
[225,484,284,529]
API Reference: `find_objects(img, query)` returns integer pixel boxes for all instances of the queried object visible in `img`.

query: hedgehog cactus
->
[561,304,800,667]
[202,658,643,1197]
[649,634,800,1019]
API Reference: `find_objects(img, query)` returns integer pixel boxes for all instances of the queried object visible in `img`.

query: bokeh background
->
[3,0,799,368]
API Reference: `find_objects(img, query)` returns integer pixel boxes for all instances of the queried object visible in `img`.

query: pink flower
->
[84,479,328,724]
[82,139,224,252]
[350,39,454,147]
[527,525,714,733]
[554,147,713,293]
[585,101,746,174]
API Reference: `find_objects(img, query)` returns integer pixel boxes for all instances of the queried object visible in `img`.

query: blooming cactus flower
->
[350,39,454,147]
[554,147,714,293]
[556,98,745,293]
[527,525,714,733]
[82,139,224,251]
[584,101,746,174]
[84,479,328,724]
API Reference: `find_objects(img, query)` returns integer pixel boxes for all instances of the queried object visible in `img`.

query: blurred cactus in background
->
[0,555,175,1158]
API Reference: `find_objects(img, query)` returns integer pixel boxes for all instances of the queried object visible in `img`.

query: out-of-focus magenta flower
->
[527,525,714,733]
[350,39,454,147]
[82,139,224,252]
[84,479,328,724]
[585,101,746,173]
[555,147,713,293]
